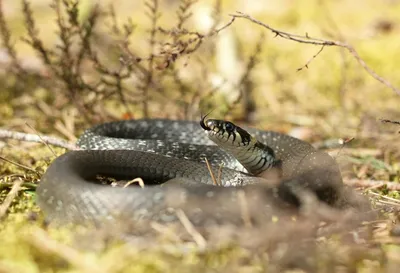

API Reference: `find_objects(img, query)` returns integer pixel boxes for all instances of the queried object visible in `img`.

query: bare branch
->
[175,209,207,249]
[0,155,41,175]
[229,12,400,96]
[0,129,77,150]
[0,179,23,219]
[344,178,400,191]
[297,45,325,71]
[380,119,400,126]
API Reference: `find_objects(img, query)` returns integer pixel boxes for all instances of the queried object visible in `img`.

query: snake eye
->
[224,122,235,132]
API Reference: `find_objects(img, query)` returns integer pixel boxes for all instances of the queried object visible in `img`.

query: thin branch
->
[25,122,57,157]
[0,181,37,191]
[297,45,325,71]
[380,119,400,126]
[0,129,78,150]
[175,209,207,249]
[0,155,41,175]
[369,191,400,205]
[0,178,24,219]
[212,16,236,36]
[204,157,219,186]
[344,178,400,191]
[229,12,400,96]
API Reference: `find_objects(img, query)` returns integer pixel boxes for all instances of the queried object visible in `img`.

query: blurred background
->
[1,0,400,141]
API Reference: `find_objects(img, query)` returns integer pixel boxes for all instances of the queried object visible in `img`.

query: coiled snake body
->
[38,119,344,226]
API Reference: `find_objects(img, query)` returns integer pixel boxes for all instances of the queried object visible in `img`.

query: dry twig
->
[0,178,24,219]
[380,119,400,126]
[344,178,400,191]
[25,123,57,157]
[229,12,400,96]
[0,129,78,150]
[0,155,41,175]
[175,209,207,249]
[297,45,325,71]
[204,157,220,186]
[123,177,145,188]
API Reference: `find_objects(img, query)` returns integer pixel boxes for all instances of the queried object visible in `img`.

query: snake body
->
[37,119,344,225]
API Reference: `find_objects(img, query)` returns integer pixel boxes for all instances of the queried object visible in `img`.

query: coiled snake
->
[37,118,345,226]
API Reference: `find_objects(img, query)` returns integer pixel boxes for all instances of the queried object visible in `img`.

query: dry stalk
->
[0,178,24,219]
[204,157,219,186]
[123,177,145,188]
[175,209,207,249]
[25,123,57,157]
[344,178,400,191]
[0,155,41,175]
[0,129,77,150]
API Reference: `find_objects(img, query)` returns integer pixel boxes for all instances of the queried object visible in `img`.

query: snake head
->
[200,117,252,147]
[200,118,278,175]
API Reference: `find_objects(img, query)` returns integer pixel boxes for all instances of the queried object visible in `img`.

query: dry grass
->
[0,0,400,272]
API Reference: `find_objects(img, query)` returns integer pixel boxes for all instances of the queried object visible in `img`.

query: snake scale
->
[37,118,346,226]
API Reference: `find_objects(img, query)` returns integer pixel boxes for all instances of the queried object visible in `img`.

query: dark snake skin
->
[37,119,344,225]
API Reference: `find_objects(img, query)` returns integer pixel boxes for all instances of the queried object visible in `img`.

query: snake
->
[37,118,345,226]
